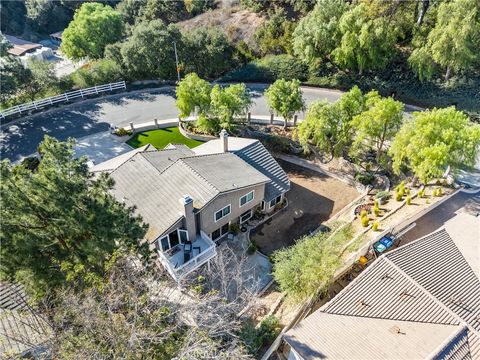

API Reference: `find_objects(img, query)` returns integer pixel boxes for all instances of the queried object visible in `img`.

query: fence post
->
[64,93,69,101]
[247,112,251,125]
[80,89,84,98]
[270,113,274,125]
[293,114,298,127]
[95,85,99,94]
[33,102,38,110]
[49,98,53,105]
[109,83,113,91]
[154,118,159,128]
[130,122,135,132]
[17,105,22,114]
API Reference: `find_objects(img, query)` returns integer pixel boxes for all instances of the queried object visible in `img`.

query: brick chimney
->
[180,195,196,241]
[220,129,228,153]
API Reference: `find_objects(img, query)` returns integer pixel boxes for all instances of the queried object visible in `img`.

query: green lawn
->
[126,127,204,149]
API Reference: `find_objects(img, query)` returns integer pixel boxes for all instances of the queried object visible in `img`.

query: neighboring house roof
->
[91,144,157,173]
[3,34,42,56]
[285,312,469,360]
[0,283,50,358]
[285,209,480,359]
[193,137,290,201]
[106,144,270,242]
[49,31,63,40]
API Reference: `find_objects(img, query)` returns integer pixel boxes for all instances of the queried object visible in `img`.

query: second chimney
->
[220,129,228,153]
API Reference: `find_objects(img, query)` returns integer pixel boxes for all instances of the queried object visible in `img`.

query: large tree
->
[210,83,252,130]
[21,59,56,102]
[409,0,480,81]
[265,78,305,129]
[332,3,398,75]
[176,73,211,118]
[292,0,348,67]
[182,27,237,79]
[389,107,480,183]
[0,39,30,104]
[61,3,124,60]
[118,19,182,80]
[0,136,148,299]
[351,93,404,163]
[297,86,367,160]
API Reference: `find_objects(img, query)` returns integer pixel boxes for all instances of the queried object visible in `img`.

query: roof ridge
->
[383,256,480,339]
[108,151,146,176]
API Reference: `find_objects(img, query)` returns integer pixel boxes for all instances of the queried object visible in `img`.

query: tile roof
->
[179,152,270,192]
[193,137,290,201]
[4,34,42,56]
[285,212,480,360]
[90,144,157,173]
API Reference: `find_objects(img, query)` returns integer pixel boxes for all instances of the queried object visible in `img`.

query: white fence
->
[0,81,126,120]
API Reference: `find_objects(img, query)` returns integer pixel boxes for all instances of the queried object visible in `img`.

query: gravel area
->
[251,159,360,255]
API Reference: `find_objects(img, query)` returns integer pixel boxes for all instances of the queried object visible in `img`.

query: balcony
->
[157,231,217,281]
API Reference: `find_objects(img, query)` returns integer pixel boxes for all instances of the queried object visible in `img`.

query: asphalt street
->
[0,84,418,162]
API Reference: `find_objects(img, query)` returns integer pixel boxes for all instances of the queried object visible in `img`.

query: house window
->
[214,204,231,222]
[240,190,255,207]
[269,195,282,209]
[211,223,230,241]
[158,228,189,252]
[240,209,252,224]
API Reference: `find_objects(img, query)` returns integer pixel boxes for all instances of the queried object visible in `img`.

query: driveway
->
[395,191,480,246]
[250,159,360,255]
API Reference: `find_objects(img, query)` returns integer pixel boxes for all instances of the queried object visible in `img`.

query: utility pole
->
[173,41,180,83]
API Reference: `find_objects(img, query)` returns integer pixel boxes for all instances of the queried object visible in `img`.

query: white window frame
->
[214,204,231,223]
[158,228,189,252]
[239,190,255,207]
[269,195,282,209]
[240,209,252,224]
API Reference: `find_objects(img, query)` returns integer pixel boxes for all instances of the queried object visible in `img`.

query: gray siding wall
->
[199,183,265,235]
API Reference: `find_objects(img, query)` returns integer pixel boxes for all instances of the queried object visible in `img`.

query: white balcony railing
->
[157,231,217,281]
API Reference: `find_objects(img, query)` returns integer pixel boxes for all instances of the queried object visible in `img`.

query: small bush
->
[361,215,369,227]
[258,315,280,344]
[396,191,404,201]
[372,221,379,231]
[360,210,368,218]
[114,128,133,136]
[406,195,411,205]
[229,223,240,234]
[375,191,390,204]
[247,240,257,255]
[240,315,281,354]
[373,205,381,217]
[355,172,375,186]
[426,198,430,204]
[418,188,425,198]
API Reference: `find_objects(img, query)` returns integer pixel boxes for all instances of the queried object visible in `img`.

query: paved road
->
[0,84,417,162]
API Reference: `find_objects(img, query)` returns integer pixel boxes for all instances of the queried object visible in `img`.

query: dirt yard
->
[251,159,360,255]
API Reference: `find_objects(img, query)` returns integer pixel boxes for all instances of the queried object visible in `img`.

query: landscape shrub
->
[239,315,280,354]
[114,128,133,137]
[222,55,308,83]
[71,59,124,88]
[406,195,411,205]
[418,188,425,198]
[372,221,379,231]
[361,215,369,227]
[355,171,374,186]
[375,191,390,204]
[373,204,381,217]
[247,239,257,255]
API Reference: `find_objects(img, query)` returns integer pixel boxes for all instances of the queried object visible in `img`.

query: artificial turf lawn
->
[126,127,204,149]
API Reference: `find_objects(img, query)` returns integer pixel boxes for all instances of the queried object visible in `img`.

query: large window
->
[239,190,255,207]
[211,223,230,241]
[214,204,231,222]
[157,228,189,252]
[269,195,282,209]
[240,209,252,224]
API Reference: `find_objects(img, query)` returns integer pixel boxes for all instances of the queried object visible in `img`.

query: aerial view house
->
[2,34,53,65]
[283,207,480,360]
[92,131,290,281]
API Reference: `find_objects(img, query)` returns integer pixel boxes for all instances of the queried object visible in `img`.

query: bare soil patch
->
[251,159,360,255]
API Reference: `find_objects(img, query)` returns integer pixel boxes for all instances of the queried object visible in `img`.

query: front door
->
[178,229,189,243]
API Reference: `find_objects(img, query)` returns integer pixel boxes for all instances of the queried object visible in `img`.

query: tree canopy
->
[293,0,348,67]
[332,3,398,74]
[265,78,305,128]
[176,73,211,118]
[62,3,124,60]
[389,107,480,183]
[351,93,404,163]
[0,136,148,299]
[409,0,480,80]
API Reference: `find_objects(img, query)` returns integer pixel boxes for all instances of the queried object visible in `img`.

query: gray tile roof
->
[179,153,271,192]
[286,221,480,359]
[109,154,218,241]
[193,137,290,201]
[284,312,466,360]
[234,141,290,201]
[142,147,195,173]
